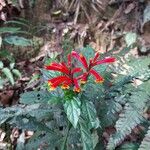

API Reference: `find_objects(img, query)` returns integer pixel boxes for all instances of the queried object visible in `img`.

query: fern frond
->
[107,103,144,150]
[138,126,150,150]
[99,97,123,127]
[128,57,150,80]
[107,87,150,150]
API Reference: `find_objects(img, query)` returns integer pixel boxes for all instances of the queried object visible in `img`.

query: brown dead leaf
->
[124,3,135,14]
[0,90,14,106]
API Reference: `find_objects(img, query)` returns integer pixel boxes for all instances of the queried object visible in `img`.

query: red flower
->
[89,69,104,83]
[45,50,115,93]
[45,57,82,92]
[71,51,115,83]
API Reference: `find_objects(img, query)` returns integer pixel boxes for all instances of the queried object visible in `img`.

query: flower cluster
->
[45,51,115,92]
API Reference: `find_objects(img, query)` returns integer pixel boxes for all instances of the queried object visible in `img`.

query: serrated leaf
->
[2,67,14,85]
[125,32,137,47]
[138,126,150,150]
[107,103,144,150]
[64,97,81,128]
[4,36,32,46]
[82,101,100,129]
[128,57,150,80]
[12,69,21,78]
[79,119,93,150]
[0,61,4,69]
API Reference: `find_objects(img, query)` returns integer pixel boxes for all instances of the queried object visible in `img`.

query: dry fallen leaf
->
[124,3,135,14]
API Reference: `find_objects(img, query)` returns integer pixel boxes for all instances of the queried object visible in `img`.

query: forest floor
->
[0,0,150,149]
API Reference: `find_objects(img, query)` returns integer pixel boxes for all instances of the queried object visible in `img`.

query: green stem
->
[61,122,72,150]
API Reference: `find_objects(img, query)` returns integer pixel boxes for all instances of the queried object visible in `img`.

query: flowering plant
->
[44,50,116,144]
[45,50,115,94]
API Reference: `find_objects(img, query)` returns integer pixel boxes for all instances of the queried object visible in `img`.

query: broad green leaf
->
[0,61,4,69]
[125,32,137,47]
[0,27,21,34]
[82,101,100,129]
[2,67,14,85]
[64,97,81,128]
[79,119,93,150]
[12,69,22,78]
[4,36,32,46]
[20,91,52,104]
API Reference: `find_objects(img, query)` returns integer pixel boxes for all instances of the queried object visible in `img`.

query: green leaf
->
[138,126,150,150]
[10,62,15,69]
[128,57,150,80]
[20,91,52,104]
[92,131,99,149]
[107,103,145,150]
[0,27,21,34]
[4,36,32,46]
[79,119,93,150]
[0,61,4,69]
[2,67,14,85]
[64,97,81,128]
[80,45,95,61]
[82,101,100,129]
[12,69,22,78]
[4,20,29,28]
[117,142,139,150]
[125,32,137,47]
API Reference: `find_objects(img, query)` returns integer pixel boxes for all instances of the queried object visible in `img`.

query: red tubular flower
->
[72,51,88,69]
[93,57,116,66]
[72,50,115,85]
[45,63,69,75]
[89,69,104,83]
[79,73,88,84]
[45,53,82,92]
[73,78,81,92]
[45,64,69,74]
[45,50,115,92]
[48,76,72,91]
[71,68,82,74]
[93,52,100,62]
